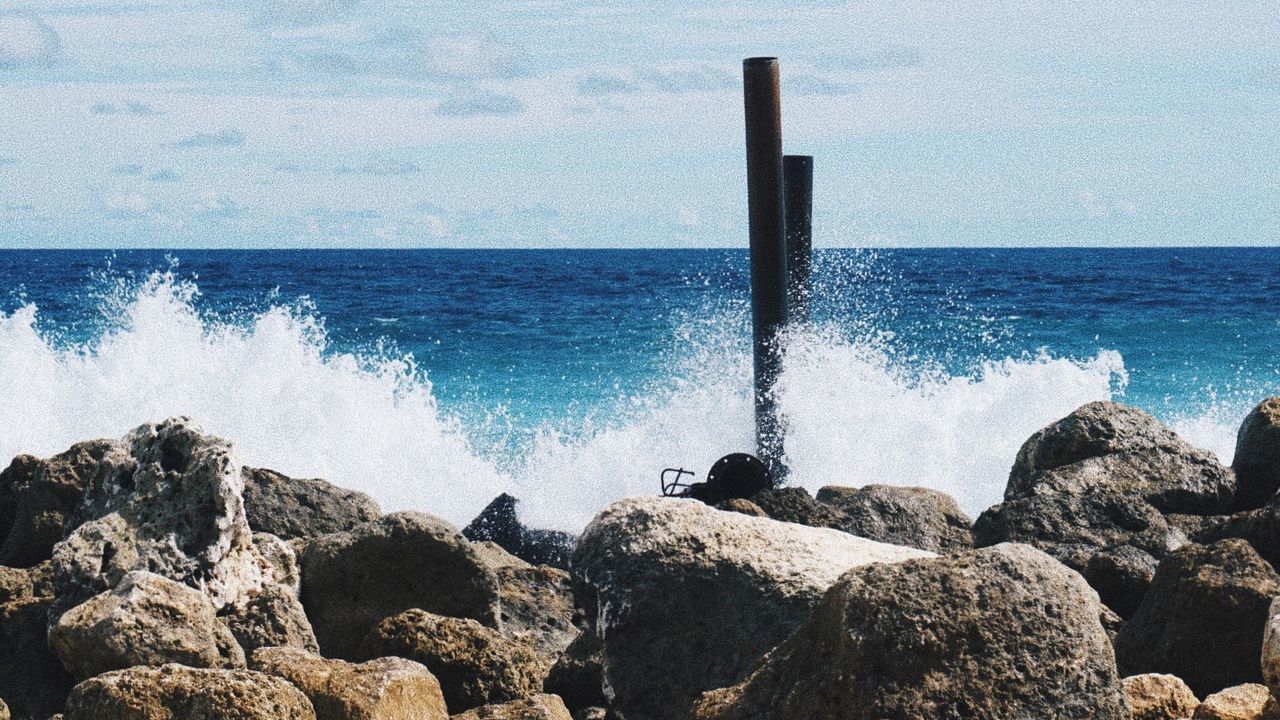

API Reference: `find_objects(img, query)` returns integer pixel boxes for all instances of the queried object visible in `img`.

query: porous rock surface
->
[49,570,245,681]
[1259,596,1280,699]
[494,564,580,664]
[814,483,973,551]
[572,496,933,720]
[300,512,501,659]
[220,582,320,655]
[242,467,381,541]
[1192,684,1280,720]
[1115,539,1280,697]
[691,543,1128,720]
[449,694,572,720]
[359,609,543,714]
[61,664,316,720]
[1123,673,1200,720]
[250,646,449,720]
[1232,397,1280,510]
[0,564,73,719]
[0,440,114,567]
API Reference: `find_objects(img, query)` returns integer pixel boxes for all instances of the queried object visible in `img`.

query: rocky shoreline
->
[6,401,1280,719]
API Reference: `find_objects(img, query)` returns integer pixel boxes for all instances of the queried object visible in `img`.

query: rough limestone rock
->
[49,570,245,681]
[1006,401,1235,514]
[300,512,501,659]
[1123,674,1200,720]
[691,544,1127,720]
[0,440,114,567]
[1232,398,1280,510]
[0,697,7,720]
[242,467,381,541]
[495,564,580,664]
[815,484,973,551]
[1082,544,1161,619]
[250,646,449,720]
[62,664,316,720]
[745,487,848,531]
[1260,596,1280,697]
[463,494,575,570]
[449,694,572,720]
[713,499,767,517]
[359,609,544,714]
[1186,504,1280,570]
[542,631,605,715]
[221,583,320,655]
[1193,684,1280,720]
[1116,540,1280,696]
[50,418,273,622]
[572,497,933,720]
[0,570,73,720]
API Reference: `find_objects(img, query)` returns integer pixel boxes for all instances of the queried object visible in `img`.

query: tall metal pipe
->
[743,57,788,483]
[784,154,813,325]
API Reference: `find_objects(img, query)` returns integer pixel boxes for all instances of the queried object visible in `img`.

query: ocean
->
[0,247,1275,532]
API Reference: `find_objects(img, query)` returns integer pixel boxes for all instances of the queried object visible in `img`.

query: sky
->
[0,1,1277,248]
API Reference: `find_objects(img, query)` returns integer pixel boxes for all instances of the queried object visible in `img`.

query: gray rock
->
[358,609,543,714]
[1115,539,1280,697]
[692,544,1128,720]
[1232,398,1280,510]
[815,484,973,551]
[250,646,449,720]
[62,664,316,720]
[242,467,381,541]
[495,564,580,665]
[0,440,114,568]
[572,496,932,720]
[300,512,501,659]
[49,570,245,681]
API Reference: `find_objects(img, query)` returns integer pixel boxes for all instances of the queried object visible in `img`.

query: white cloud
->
[677,207,700,227]
[195,192,245,217]
[421,35,528,81]
[0,15,59,70]
[436,89,522,118]
[103,191,151,216]
[175,129,246,149]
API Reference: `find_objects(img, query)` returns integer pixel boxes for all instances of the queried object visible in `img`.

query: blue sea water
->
[0,247,1276,530]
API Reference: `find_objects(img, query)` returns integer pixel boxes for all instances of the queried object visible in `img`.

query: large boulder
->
[463,495,575,570]
[241,467,381,541]
[220,583,320,655]
[450,695,572,720]
[1193,684,1280,720]
[572,497,933,720]
[61,664,316,720]
[1175,504,1280,570]
[359,609,544,714]
[0,566,73,720]
[692,544,1127,720]
[250,646,449,720]
[1115,540,1280,696]
[300,512,501,659]
[494,564,580,664]
[1006,401,1235,514]
[1233,398,1280,510]
[0,440,114,568]
[815,484,973,551]
[1123,673,1200,720]
[49,570,245,680]
[744,487,848,531]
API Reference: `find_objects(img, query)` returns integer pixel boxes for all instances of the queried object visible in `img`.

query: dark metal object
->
[784,154,813,325]
[661,467,696,497]
[658,454,773,505]
[743,56,788,484]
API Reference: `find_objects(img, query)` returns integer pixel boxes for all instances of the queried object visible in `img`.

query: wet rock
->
[221,583,320,655]
[1006,401,1235,514]
[0,440,115,568]
[463,495,575,570]
[572,496,933,720]
[542,631,604,715]
[49,570,245,681]
[1232,398,1280,510]
[815,484,973,551]
[495,564,580,664]
[1193,684,1280,720]
[359,609,543,714]
[242,467,381,541]
[250,646,449,720]
[692,544,1127,720]
[0,591,72,720]
[300,512,501,659]
[1116,540,1280,696]
[62,664,316,720]
[1123,674,1200,720]
[449,695,572,720]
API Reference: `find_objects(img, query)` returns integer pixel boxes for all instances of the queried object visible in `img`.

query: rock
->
[250,646,449,720]
[1233,398,1280,509]
[0,590,73,720]
[463,495,575,570]
[691,544,1127,720]
[1123,674,1200,720]
[221,583,320,655]
[62,664,316,720]
[573,497,933,720]
[712,499,766,517]
[745,487,848,530]
[49,570,245,681]
[1006,401,1235,514]
[449,695,572,720]
[50,418,274,622]
[0,698,6,720]
[1116,540,1280,696]
[1082,545,1160,619]
[471,541,531,570]
[542,631,604,715]
[572,709,605,720]
[1261,596,1280,697]
[1193,684,1280,720]
[1183,506,1280,570]
[495,564,580,664]
[242,467,381,541]
[0,440,115,568]
[359,609,544,714]
[300,512,501,659]
[815,484,973,551]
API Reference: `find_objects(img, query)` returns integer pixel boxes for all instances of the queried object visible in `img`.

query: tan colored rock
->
[471,541,530,571]
[1193,683,1280,720]
[1124,674,1200,720]
[62,664,316,720]
[449,694,571,720]
[250,646,448,720]
[49,570,245,680]
[1263,595,1280,696]
[221,584,319,655]
[714,499,767,517]
[359,609,542,714]
[0,697,8,720]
